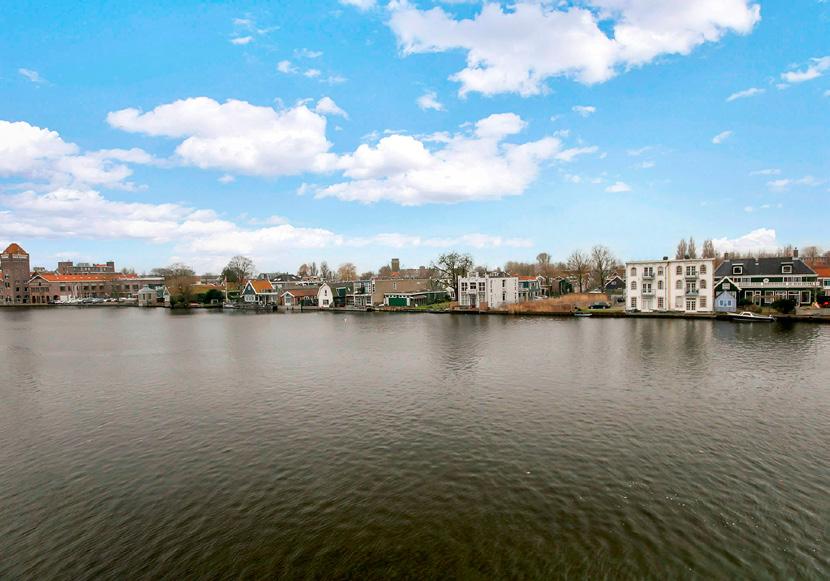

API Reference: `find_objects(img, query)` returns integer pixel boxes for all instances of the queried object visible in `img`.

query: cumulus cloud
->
[294,48,323,59]
[0,120,155,189]
[605,181,631,192]
[712,130,733,144]
[389,0,760,96]
[712,228,778,254]
[316,112,594,205]
[417,91,445,111]
[726,87,764,101]
[107,97,335,177]
[314,96,349,118]
[277,60,297,74]
[780,56,830,84]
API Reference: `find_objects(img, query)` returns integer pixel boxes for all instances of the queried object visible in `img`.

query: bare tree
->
[802,245,821,262]
[336,262,357,281]
[309,262,318,277]
[504,261,535,276]
[676,238,688,260]
[702,239,716,259]
[378,265,392,278]
[687,237,697,259]
[297,263,309,277]
[431,252,474,299]
[165,263,196,306]
[319,261,331,281]
[360,271,375,280]
[536,252,554,296]
[222,255,256,283]
[590,245,616,290]
[567,250,590,293]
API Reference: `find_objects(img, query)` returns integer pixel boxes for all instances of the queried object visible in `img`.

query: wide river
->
[0,308,827,578]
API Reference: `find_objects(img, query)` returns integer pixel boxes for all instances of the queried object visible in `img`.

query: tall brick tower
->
[1,243,32,305]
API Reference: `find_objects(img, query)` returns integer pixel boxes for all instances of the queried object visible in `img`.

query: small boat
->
[222,302,239,309]
[574,311,592,317]
[730,311,775,322]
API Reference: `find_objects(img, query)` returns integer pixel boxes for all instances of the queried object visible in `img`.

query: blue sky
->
[1,0,828,273]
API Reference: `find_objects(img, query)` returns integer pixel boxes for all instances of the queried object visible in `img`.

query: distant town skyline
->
[2,1,828,272]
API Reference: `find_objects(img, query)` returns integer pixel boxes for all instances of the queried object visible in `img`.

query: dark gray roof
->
[715,257,816,277]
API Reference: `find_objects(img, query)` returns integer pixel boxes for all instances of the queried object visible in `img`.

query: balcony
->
[641,273,655,280]
[684,274,698,280]
[685,289,699,297]
[642,290,655,297]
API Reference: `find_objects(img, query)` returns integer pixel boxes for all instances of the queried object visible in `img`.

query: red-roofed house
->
[814,266,830,298]
[241,279,278,306]
[281,287,319,308]
[27,272,158,303]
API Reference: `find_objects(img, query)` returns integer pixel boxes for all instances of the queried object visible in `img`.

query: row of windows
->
[630,296,708,309]
[630,264,708,277]
[631,279,708,290]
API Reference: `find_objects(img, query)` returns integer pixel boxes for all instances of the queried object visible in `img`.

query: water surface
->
[1,309,828,578]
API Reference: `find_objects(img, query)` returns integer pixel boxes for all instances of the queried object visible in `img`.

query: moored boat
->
[730,311,774,322]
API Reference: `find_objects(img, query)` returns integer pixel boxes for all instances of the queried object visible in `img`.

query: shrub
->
[771,298,797,314]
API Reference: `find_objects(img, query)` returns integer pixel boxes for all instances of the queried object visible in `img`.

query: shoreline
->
[3,303,829,324]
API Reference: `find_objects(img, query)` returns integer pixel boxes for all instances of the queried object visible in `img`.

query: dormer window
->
[733,265,743,275]
[782,265,792,274]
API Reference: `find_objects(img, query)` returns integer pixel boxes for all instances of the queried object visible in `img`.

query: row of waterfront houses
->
[624,249,830,314]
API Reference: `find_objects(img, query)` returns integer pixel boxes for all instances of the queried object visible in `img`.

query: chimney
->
[391,258,400,272]
[662,256,668,260]
[793,247,799,259]
[723,252,729,260]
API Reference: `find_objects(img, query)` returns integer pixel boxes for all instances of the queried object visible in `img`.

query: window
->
[657,297,664,310]
[630,280,637,290]
[676,280,682,289]
[502,279,505,287]
[733,265,743,275]
[630,267,637,276]
[502,292,506,301]
[657,267,663,276]
[630,297,637,309]
[700,279,707,289]
[676,265,682,275]
[686,266,697,277]
[686,298,697,311]
[700,264,707,274]
[675,297,683,308]
[658,280,663,290]
[782,265,792,274]
[700,296,707,309]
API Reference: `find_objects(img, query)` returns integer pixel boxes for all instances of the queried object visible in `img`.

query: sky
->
[1,0,828,274]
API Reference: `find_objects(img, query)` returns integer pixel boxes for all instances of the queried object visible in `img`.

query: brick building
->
[28,273,164,303]
[57,260,116,274]
[1,243,32,305]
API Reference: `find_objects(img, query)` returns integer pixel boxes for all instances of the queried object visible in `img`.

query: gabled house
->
[813,266,830,298]
[281,287,319,308]
[241,279,278,305]
[713,276,739,312]
[604,275,625,295]
[517,276,542,302]
[317,283,334,308]
[714,255,819,307]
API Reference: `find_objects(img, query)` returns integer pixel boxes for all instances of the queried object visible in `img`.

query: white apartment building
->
[458,273,519,309]
[625,258,715,313]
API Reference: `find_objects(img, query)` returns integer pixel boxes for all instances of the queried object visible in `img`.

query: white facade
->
[317,283,333,308]
[458,273,519,309]
[625,258,715,313]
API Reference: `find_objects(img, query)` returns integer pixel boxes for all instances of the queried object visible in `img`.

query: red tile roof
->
[518,275,538,280]
[248,279,274,293]
[813,266,830,278]
[2,243,27,255]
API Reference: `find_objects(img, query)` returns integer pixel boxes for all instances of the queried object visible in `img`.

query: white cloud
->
[749,168,780,176]
[277,60,296,74]
[780,56,830,84]
[316,112,593,205]
[825,89,830,97]
[0,120,154,189]
[638,160,655,169]
[726,87,765,101]
[627,146,652,156]
[294,48,323,59]
[572,105,596,117]
[107,97,335,177]
[0,187,530,271]
[417,91,445,111]
[314,96,349,118]
[303,68,322,78]
[218,174,235,184]
[712,130,733,144]
[340,0,376,10]
[389,0,760,96]
[712,228,778,254]
[767,175,822,190]
[605,181,631,192]
[231,36,253,45]
[19,68,47,84]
